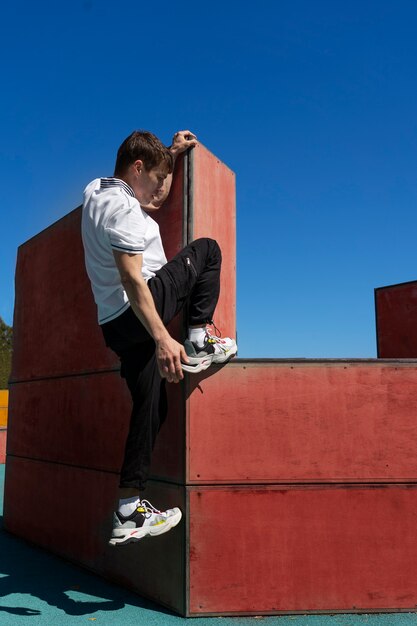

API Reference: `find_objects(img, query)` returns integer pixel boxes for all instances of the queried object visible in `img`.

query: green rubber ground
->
[1,463,417,625]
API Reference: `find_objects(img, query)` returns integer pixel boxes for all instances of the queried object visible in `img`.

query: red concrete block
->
[7,374,128,471]
[0,429,6,464]
[7,372,185,482]
[188,485,417,615]
[375,280,417,357]
[4,456,186,615]
[186,359,417,483]
[11,207,118,382]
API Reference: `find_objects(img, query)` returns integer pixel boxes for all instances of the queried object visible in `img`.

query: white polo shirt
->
[81,177,167,325]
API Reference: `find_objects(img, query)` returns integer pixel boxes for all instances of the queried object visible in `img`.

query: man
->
[82,129,237,546]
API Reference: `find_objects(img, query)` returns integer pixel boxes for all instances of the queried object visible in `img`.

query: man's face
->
[149,177,170,208]
[136,162,169,205]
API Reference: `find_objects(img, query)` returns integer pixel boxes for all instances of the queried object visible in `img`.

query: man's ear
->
[133,159,143,175]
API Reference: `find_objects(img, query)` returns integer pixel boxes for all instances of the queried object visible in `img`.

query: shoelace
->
[140,499,161,513]
[208,320,222,338]
[139,499,165,519]
[205,328,228,350]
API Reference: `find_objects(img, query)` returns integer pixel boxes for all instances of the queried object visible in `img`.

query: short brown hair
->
[114,130,173,176]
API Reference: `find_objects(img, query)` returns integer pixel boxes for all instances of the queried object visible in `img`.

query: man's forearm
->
[122,276,169,343]
[113,249,187,382]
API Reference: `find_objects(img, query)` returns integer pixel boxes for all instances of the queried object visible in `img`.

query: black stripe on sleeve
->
[111,244,144,253]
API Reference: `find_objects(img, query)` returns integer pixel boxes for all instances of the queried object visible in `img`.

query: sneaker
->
[182,328,237,374]
[109,499,182,546]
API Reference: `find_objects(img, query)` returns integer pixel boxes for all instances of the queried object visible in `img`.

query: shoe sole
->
[181,354,214,373]
[182,344,238,374]
[109,509,182,547]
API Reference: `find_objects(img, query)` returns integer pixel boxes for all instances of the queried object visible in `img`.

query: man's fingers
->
[158,364,169,379]
[180,347,189,363]
[174,355,184,381]
[157,341,190,384]
[174,130,197,141]
[159,358,182,384]
[160,367,176,384]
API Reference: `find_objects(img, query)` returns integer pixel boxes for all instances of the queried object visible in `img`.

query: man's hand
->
[170,130,197,157]
[156,336,189,383]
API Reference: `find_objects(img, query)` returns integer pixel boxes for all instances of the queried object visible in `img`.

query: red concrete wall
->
[7,372,184,483]
[11,207,116,382]
[0,429,6,464]
[375,280,417,357]
[0,390,7,463]
[187,360,417,483]
[188,485,417,614]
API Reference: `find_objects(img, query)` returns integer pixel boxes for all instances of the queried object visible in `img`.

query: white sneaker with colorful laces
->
[182,328,237,374]
[109,499,182,546]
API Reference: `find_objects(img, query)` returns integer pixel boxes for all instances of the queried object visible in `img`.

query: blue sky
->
[1,0,417,358]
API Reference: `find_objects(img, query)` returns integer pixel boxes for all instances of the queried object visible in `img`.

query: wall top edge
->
[8,358,417,385]
[230,358,417,366]
[18,206,82,251]
[375,279,417,292]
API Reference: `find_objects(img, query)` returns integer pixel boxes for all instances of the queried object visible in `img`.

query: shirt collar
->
[100,177,135,198]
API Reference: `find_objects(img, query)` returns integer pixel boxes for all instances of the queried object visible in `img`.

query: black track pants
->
[101,238,222,490]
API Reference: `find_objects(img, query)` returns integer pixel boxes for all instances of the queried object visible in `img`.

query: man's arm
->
[141,130,197,212]
[113,250,188,383]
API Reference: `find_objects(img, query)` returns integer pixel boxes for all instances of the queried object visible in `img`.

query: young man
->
[82,129,237,546]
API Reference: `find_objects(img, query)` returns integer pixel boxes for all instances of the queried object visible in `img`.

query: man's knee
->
[192,237,222,264]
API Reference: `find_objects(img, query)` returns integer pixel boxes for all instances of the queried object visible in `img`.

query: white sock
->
[188,326,207,347]
[118,496,141,518]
